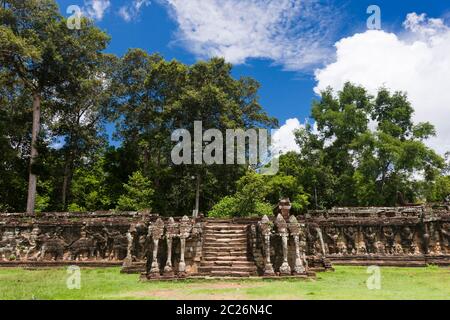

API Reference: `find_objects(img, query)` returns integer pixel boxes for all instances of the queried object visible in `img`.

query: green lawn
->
[0,266,448,300]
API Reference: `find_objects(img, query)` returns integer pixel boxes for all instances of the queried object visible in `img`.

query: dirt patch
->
[128,289,251,300]
[187,282,261,290]
[120,282,263,300]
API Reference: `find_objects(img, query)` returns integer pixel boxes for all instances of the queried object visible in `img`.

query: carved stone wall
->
[0,212,203,274]
[305,206,450,266]
[249,214,332,276]
[0,204,448,277]
[0,212,150,266]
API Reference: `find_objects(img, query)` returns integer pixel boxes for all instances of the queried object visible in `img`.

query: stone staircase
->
[198,220,258,277]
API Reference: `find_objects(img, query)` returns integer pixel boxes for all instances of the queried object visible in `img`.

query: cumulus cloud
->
[315,13,450,154]
[84,0,111,20]
[162,0,336,71]
[271,118,303,155]
[119,0,151,22]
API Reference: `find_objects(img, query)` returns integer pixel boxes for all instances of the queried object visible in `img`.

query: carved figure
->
[343,226,356,254]
[357,240,367,254]
[337,240,347,255]
[363,227,377,254]
[69,229,95,260]
[37,229,68,261]
[288,215,307,274]
[441,223,450,253]
[24,226,41,260]
[276,214,291,275]
[178,216,192,276]
[259,215,275,275]
[400,227,414,254]
[383,226,396,255]
[325,227,339,254]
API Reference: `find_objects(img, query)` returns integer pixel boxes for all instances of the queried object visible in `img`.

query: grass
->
[0,266,448,300]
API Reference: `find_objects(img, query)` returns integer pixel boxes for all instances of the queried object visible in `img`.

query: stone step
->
[209,270,255,277]
[201,222,254,277]
[205,219,245,223]
[204,236,247,242]
[203,247,248,252]
[203,248,247,253]
[204,231,247,235]
[203,251,247,255]
[204,232,247,236]
[198,266,257,273]
[200,261,256,267]
[204,230,247,234]
[204,236,247,241]
[203,256,250,262]
[205,225,247,230]
[203,242,247,247]
[204,236,246,240]
[203,253,249,258]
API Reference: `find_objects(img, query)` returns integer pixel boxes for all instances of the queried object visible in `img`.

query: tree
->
[48,54,117,209]
[116,171,154,211]
[67,155,111,212]
[294,83,445,207]
[112,54,277,215]
[208,171,273,218]
[0,0,110,213]
[0,70,30,212]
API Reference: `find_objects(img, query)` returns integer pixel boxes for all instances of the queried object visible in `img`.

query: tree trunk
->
[61,152,73,210]
[26,92,41,214]
[193,173,200,217]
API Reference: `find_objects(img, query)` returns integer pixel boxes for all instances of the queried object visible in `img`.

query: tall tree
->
[0,0,110,213]
[0,69,31,212]
[294,83,445,207]
[48,54,116,209]
[113,54,277,214]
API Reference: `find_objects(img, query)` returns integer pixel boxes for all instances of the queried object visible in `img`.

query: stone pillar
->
[164,217,178,277]
[178,215,192,277]
[123,224,136,268]
[259,215,274,276]
[288,215,306,274]
[275,198,292,220]
[276,214,291,275]
[149,218,164,278]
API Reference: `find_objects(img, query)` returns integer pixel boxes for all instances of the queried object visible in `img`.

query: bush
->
[208,171,275,218]
[208,196,239,218]
[254,202,273,216]
[116,171,154,211]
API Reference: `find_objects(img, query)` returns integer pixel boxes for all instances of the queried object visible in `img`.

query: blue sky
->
[55,0,450,153]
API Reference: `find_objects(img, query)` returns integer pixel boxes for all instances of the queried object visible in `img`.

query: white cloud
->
[162,0,336,71]
[271,118,303,155]
[84,0,111,20]
[315,13,450,154]
[119,0,151,22]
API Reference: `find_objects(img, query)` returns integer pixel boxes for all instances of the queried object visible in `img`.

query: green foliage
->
[0,1,448,214]
[209,171,274,218]
[116,171,154,211]
[68,157,112,212]
[34,180,53,213]
[208,196,239,218]
[293,82,446,208]
[425,175,450,203]
[112,52,277,215]
[208,171,308,218]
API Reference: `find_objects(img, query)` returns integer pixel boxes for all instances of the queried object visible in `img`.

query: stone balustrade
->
[0,203,448,276]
